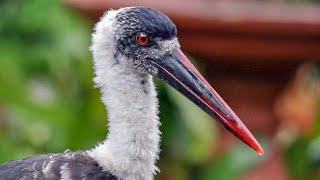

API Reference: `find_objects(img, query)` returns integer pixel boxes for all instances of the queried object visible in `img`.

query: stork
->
[0,7,263,180]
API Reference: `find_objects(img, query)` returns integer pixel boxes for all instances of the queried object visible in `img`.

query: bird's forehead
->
[157,38,180,53]
[115,7,177,39]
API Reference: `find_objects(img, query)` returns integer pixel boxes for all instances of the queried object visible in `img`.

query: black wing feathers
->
[0,151,118,180]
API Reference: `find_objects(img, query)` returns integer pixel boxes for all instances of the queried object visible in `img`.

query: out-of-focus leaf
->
[165,85,217,164]
[284,137,310,180]
[200,141,266,180]
[0,0,96,163]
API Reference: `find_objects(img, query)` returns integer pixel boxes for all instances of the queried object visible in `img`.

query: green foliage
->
[200,143,266,180]
[0,0,102,162]
[284,105,320,180]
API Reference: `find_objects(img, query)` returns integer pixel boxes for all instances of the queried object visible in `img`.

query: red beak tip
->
[254,144,264,155]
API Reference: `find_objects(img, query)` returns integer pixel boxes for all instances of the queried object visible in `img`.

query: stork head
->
[114,7,179,75]
[91,7,263,154]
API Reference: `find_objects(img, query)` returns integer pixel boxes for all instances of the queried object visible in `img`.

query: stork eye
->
[136,32,150,46]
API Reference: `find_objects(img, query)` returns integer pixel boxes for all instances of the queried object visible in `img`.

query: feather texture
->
[0,151,117,180]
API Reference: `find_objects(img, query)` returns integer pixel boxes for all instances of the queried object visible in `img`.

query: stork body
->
[0,7,263,180]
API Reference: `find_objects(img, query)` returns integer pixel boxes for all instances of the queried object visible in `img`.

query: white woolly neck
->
[87,8,161,180]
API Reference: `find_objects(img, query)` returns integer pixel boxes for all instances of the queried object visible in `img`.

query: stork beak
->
[151,48,264,155]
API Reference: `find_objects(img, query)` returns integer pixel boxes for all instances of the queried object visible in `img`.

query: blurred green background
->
[0,0,319,179]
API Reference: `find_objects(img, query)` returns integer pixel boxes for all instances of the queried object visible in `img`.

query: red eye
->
[136,32,150,46]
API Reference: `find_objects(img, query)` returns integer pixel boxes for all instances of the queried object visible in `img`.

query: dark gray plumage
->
[0,151,117,180]
[114,7,177,74]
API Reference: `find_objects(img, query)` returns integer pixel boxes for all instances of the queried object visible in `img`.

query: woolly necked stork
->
[0,6,263,180]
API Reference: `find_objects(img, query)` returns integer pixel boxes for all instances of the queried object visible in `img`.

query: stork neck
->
[88,59,160,180]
